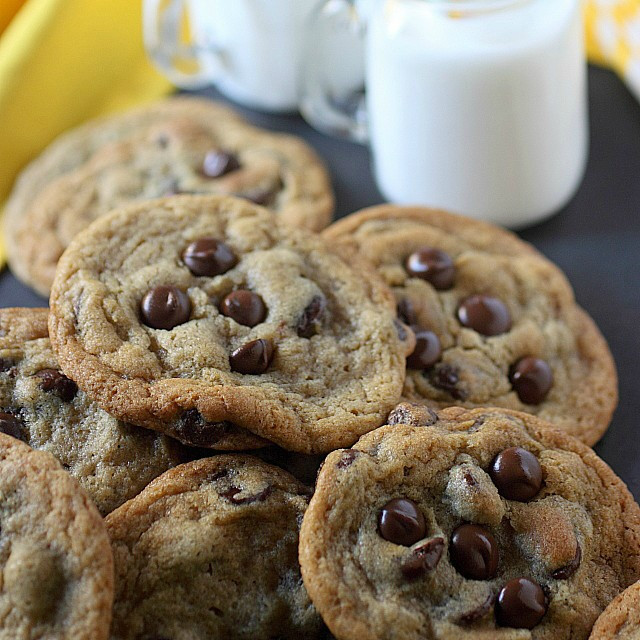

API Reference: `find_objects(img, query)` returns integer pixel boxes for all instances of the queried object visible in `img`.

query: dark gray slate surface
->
[1,66,638,495]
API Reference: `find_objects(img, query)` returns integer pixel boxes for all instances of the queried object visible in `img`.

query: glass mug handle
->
[143,0,224,89]
[299,0,370,143]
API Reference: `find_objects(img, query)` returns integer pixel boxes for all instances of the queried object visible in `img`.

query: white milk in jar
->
[366,0,588,227]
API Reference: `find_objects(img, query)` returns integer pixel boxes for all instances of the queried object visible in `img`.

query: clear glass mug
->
[300,0,589,228]
[143,0,318,112]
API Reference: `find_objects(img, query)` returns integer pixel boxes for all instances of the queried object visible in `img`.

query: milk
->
[366,0,588,227]
[189,0,317,112]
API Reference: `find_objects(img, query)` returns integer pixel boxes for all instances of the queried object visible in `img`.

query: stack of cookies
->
[0,97,636,640]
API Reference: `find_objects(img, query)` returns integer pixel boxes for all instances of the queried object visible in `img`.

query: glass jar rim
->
[412,0,533,12]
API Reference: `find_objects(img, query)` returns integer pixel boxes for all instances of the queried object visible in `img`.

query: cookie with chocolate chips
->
[5,96,334,296]
[589,581,640,639]
[0,307,203,515]
[323,205,618,445]
[0,433,113,639]
[300,406,640,639]
[106,455,324,639]
[48,196,411,454]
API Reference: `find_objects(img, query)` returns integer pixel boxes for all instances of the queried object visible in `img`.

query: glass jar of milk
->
[302,0,588,228]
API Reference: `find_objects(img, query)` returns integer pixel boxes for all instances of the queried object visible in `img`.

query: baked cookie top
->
[323,205,618,445]
[5,97,334,296]
[300,405,640,640]
[48,196,409,453]
[0,307,188,515]
[589,581,640,639]
[0,433,113,639]
[106,455,323,640]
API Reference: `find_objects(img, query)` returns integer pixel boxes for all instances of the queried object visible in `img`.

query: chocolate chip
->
[405,247,455,290]
[296,295,326,338]
[35,369,78,402]
[450,524,499,580]
[406,328,441,370]
[0,412,25,441]
[220,485,272,504]
[229,339,274,374]
[0,358,16,373]
[141,286,191,330]
[182,238,237,276]
[397,299,418,325]
[336,450,359,469]
[378,498,426,546]
[202,150,241,178]
[495,577,547,629]
[239,185,278,207]
[387,403,438,427]
[489,447,542,502]
[509,357,553,405]
[175,410,241,447]
[429,363,466,400]
[552,543,581,580]
[459,593,496,625]
[220,290,267,327]
[457,295,512,336]
[400,537,445,580]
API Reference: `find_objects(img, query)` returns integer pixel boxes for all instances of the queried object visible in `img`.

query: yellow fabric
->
[0,0,173,267]
[585,0,640,100]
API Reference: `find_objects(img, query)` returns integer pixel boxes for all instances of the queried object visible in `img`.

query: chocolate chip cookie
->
[0,432,113,639]
[323,205,618,445]
[106,455,323,639]
[0,307,189,515]
[300,405,640,640]
[589,581,640,639]
[5,97,334,296]
[48,196,410,454]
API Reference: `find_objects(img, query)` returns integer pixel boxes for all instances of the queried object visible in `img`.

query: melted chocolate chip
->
[509,357,553,405]
[141,286,191,330]
[429,363,466,400]
[378,498,426,546]
[405,247,456,290]
[220,290,267,327]
[397,299,418,326]
[457,295,512,336]
[175,410,240,447]
[297,295,326,338]
[220,485,273,504]
[239,183,279,207]
[336,450,359,469]
[552,543,581,580]
[400,537,445,580]
[495,578,547,629]
[229,339,274,374]
[387,403,438,427]
[0,412,25,441]
[489,447,543,502]
[406,328,441,370]
[35,369,78,402]
[202,150,241,178]
[0,358,16,373]
[450,524,499,580]
[182,238,237,276]
[459,593,496,625]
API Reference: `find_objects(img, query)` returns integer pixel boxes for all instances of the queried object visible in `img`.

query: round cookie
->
[48,196,410,454]
[0,433,113,639]
[106,455,324,639]
[323,205,618,445]
[5,97,334,296]
[300,406,640,640]
[589,581,640,639]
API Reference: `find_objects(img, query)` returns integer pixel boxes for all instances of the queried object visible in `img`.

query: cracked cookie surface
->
[106,455,323,640]
[589,581,640,639]
[5,97,333,296]
[0,433,113,640]
[323,206,618,445]
[0,307,192,515]
[48,196,409,453]
[300,406,640,640]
